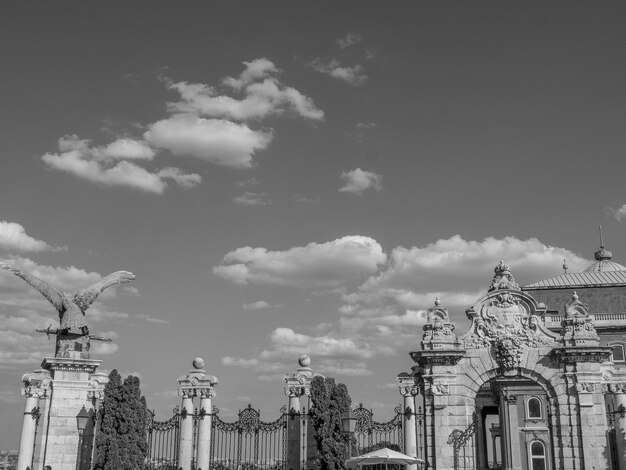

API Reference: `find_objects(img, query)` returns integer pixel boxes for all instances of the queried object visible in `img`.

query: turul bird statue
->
[0,263,135,336]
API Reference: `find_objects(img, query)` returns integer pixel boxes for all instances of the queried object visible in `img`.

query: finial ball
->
[298,355,311,367]
[192,357,205,369]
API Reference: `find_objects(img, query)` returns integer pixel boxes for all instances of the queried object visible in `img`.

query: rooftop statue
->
[0,263,135,358]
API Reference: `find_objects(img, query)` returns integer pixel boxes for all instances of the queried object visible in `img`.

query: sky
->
[1,1,626,450]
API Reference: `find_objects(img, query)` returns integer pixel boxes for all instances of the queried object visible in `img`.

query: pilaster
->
[17,369,51,470]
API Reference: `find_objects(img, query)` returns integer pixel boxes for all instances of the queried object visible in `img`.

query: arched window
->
[527,397,542,419]
[610,343,625,363]
[530,441,546,470]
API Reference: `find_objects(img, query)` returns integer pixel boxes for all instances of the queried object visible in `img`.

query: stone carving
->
[177,357,219,399]
[0,264,135,358]
[21,369,51,398]
[284,354,317,398]
[397,373,419,397]
[561,292,599,346]
[462,263,557,373]
[432,384,450,395]
[603,383,626,394]
[421,298,459,350]
[493,335,523,369]
[575,383,596,393]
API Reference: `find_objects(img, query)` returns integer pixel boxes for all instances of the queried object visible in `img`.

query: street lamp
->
[76,406,91,470]
[341,410,357,457]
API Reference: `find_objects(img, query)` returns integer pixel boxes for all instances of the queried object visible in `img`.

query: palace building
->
[409,244,626,470]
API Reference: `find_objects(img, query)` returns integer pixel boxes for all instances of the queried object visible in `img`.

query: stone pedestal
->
[284,355,315,470]
[39,356,107,470]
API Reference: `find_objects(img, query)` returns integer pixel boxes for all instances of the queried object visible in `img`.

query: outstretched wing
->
[73,271,136,312]
[0,263,65,311]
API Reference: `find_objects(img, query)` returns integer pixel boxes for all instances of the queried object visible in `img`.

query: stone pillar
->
[498,393,521,470]
[474,406,487,470]
[398,373,419,470]
[17,369,51,470]
[196,389,216,470]
[40,356,106,470]
[284,355,315,470]
[608,384,626,470]
[177,357,219,470]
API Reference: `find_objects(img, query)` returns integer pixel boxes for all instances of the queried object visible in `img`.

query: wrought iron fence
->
[352,404,403,455]
[146,406,181,470]
[209,404,288,470]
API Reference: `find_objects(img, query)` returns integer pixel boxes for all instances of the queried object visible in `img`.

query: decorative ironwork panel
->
[352,403,403,455]
[209,404,287,470]
[146,407,180,470]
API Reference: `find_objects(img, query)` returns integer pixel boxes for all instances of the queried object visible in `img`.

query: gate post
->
[284,355,315,470]
[177,357,219,470]
[398,372,419,470]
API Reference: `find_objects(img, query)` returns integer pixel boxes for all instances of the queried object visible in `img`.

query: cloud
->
[348,122,377,144]
[213,236,386,288]
[339,168,382,195]
[242,301,281,310]
[234,191,272,206]
[166,59,324,121]
[145,114,273,169]
[609,204,626,222]
[340,235,591,326]
[337,33,362,50]
[42,135,199,193]
[0,221,63,253]
[308,59,368,86]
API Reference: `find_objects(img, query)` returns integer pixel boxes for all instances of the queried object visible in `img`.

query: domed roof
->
[583,246,626,272]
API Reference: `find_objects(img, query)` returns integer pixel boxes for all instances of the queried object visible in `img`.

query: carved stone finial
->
[193,357,205,370]
[421,298,458,350]
[177,359,218,399]
[488,261,520,292]
[284,354,316,398]
[561,291,598,346]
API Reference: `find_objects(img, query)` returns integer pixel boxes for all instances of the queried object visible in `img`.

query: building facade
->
[410,249,626,470]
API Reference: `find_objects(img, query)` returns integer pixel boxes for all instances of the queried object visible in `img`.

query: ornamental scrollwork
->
[575,383,596,393]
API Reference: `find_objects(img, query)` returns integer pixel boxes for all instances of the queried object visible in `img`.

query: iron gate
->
[146,407,180,470]
[352,404,403,454]
[209,404,288,470]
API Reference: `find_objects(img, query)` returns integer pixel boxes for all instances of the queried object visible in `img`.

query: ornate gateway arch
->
[408,262,626,470]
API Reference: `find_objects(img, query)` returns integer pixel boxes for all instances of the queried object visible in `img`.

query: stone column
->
[284,355,315,470]
[196,388,217,470]
[608,384,626,470]
[177,357,219,470]
[398,373,419,470]
[17,369,51,470]
[474,405,487,470]
[498,393,521,470]
[40,356,105,470]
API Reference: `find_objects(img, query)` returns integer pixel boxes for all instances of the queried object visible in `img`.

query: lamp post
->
[341,410,357,457]
[76,406,91,470]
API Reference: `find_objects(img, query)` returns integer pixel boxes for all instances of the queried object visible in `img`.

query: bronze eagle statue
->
[0,263,135,336]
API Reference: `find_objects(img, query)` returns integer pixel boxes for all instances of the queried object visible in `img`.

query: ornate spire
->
[488,261,520,292]
[593,225,613,261]
[421,297,458,350]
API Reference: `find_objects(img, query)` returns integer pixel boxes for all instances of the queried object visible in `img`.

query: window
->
[527,397,542,419]
[611,344,625,363]
[530,441,546,470]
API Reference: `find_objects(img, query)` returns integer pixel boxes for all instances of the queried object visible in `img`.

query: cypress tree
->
[94,370,147,470]
[309,376,353,470]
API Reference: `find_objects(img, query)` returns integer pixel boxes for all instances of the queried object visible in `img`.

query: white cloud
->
[234,191,272,206]
[609,204,626,222]
[167,59,324,121]
[242,301,281,310]
[213,236,386,288]
[42,135,199,193]
[156,167,202,188]
[340,235,591,325]
[339,168,382,195]
[308,59,368,86]
[0,221,63,253]
[145,114,273,169]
